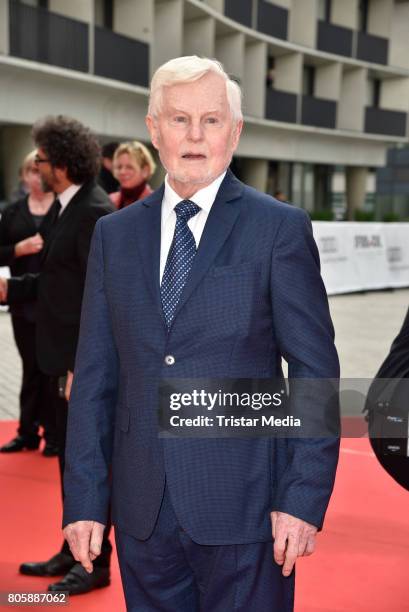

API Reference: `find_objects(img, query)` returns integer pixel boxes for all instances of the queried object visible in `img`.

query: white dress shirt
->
[57,184,82,214]
[160,172,226,282]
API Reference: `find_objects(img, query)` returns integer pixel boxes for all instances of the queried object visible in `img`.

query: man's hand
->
[0,277,8,302]
[63,520,105,573]
[65,370,73,401]
[14,233,44,258]
[271,511,318,577]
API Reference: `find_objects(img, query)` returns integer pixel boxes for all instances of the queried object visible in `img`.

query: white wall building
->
[1,0,409,218]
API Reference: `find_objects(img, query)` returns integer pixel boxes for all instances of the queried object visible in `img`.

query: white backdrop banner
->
[313,222,409,295]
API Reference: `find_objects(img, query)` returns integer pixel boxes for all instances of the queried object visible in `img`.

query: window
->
[317,0,331,22]
[21,0,48,6]
[367,77,381,107]
[303,66,315,97]
[266,56,275,88]
[95,0,113,29]
[358,0,369,33]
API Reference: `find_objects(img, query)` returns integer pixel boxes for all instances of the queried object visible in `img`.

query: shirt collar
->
[162,172,227,223]
[57,183,82,211]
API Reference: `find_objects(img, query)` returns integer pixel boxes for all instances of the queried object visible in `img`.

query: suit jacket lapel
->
[170,170,243,327]
[41,185,88,263]
[134,186,166,325]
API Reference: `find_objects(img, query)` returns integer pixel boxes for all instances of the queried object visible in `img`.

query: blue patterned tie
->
[161,199,201,329]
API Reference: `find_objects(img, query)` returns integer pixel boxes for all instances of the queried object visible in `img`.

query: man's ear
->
[232,119,243,150]
[146,115,159,151]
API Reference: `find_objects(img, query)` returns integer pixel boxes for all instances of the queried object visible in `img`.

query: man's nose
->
[187,120,204,141]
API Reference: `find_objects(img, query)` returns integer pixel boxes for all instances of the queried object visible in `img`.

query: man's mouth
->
[182,154,206,160]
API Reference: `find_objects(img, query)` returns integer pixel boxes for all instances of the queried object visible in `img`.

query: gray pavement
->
[0,288,408,420]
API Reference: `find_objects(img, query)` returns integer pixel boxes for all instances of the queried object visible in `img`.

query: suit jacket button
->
[164,355,175,366]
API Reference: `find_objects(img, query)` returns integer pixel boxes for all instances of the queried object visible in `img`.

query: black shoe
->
[0,435,40,453]
[19,552,75,577]
[48,564,110,595]
[42,442,59,457]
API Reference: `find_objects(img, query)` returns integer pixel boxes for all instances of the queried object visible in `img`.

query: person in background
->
[0,150,56,455]
[98,141,120,194]
[274,190,287,202]
[0,116,114,595]
[109,140,156,209]
[9,165,29,204]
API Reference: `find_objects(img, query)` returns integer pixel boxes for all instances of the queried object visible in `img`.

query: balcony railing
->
[94,27,149,87]
[357,32,388,65]
[8,1,149,88]
[257,0,288,40]
[9,0,88,72]
[316,21,353,57]
[265,88,297,123]
[224,0,252,28]
[301,95,337,129]
[365,107,407,137]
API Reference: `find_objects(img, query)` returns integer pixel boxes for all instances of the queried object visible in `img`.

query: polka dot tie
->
[161,199,201,329]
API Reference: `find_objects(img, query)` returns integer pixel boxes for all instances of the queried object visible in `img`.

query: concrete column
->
[331,0,359,29]
[389,2,409,70]
[184,17,215,57]
[0,0,9,55]
[204,0,224,12]
[345,166,368,220]
[114,0,154,44]
[153,0,183,71]
[337,67,367,131]
[1,126,33,201]
[315,62,342,101]
[215,32,245,84]
[274,52,303,94]
[240,158,268,192]
[289,0,318,48]
[381,77,409,112]
[367,0,393,39]
[243,41,267,118]
[49,0,93,21]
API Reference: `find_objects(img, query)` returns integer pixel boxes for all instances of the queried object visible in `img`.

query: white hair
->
[148,56,243,123]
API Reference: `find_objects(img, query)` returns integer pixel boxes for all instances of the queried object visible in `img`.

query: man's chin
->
[168,171,216,186]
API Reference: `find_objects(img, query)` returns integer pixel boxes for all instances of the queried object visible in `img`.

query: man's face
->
[146,72,242,198]
[35,148,57,192]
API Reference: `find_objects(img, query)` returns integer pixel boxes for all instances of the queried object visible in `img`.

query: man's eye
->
[174,116,187,123]
[205,117,218,124]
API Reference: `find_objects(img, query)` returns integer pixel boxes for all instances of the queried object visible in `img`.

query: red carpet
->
[1,421,408,611]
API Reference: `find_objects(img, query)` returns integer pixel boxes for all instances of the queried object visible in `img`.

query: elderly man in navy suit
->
[62,56,340,611]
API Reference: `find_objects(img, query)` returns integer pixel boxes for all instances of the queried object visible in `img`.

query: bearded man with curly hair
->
[0,115,114,595]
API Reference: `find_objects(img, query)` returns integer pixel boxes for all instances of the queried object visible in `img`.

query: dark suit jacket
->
[0,196,54,320]
[63,171,340,544]
[7,182,113,376]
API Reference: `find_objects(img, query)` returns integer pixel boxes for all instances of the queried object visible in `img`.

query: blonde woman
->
[110,141,156,208]
[0,150,55,455]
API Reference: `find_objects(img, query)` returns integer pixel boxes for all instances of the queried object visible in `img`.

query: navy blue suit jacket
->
[63,170,340,544]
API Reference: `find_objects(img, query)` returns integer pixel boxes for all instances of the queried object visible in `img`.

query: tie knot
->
[175,200,200,222]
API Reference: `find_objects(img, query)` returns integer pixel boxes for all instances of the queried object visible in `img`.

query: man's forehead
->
[162,74,228,106]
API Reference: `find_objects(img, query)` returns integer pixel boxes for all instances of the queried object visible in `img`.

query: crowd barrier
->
[312,222,409,295]
[1,223,409,298]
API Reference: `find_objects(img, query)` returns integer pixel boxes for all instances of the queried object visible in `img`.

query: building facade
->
[1,0,409,218]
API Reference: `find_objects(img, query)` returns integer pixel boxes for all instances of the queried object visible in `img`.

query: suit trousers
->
[51,378,112,566]
[11,315,56,443]
[115,485,295,612]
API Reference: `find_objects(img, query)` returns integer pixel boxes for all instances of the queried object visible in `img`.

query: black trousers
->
[51,377,112,566]
[11,315,56,443]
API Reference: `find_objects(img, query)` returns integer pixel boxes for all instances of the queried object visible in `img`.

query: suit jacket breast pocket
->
[210,261,261,278]
[198,262,263,336]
